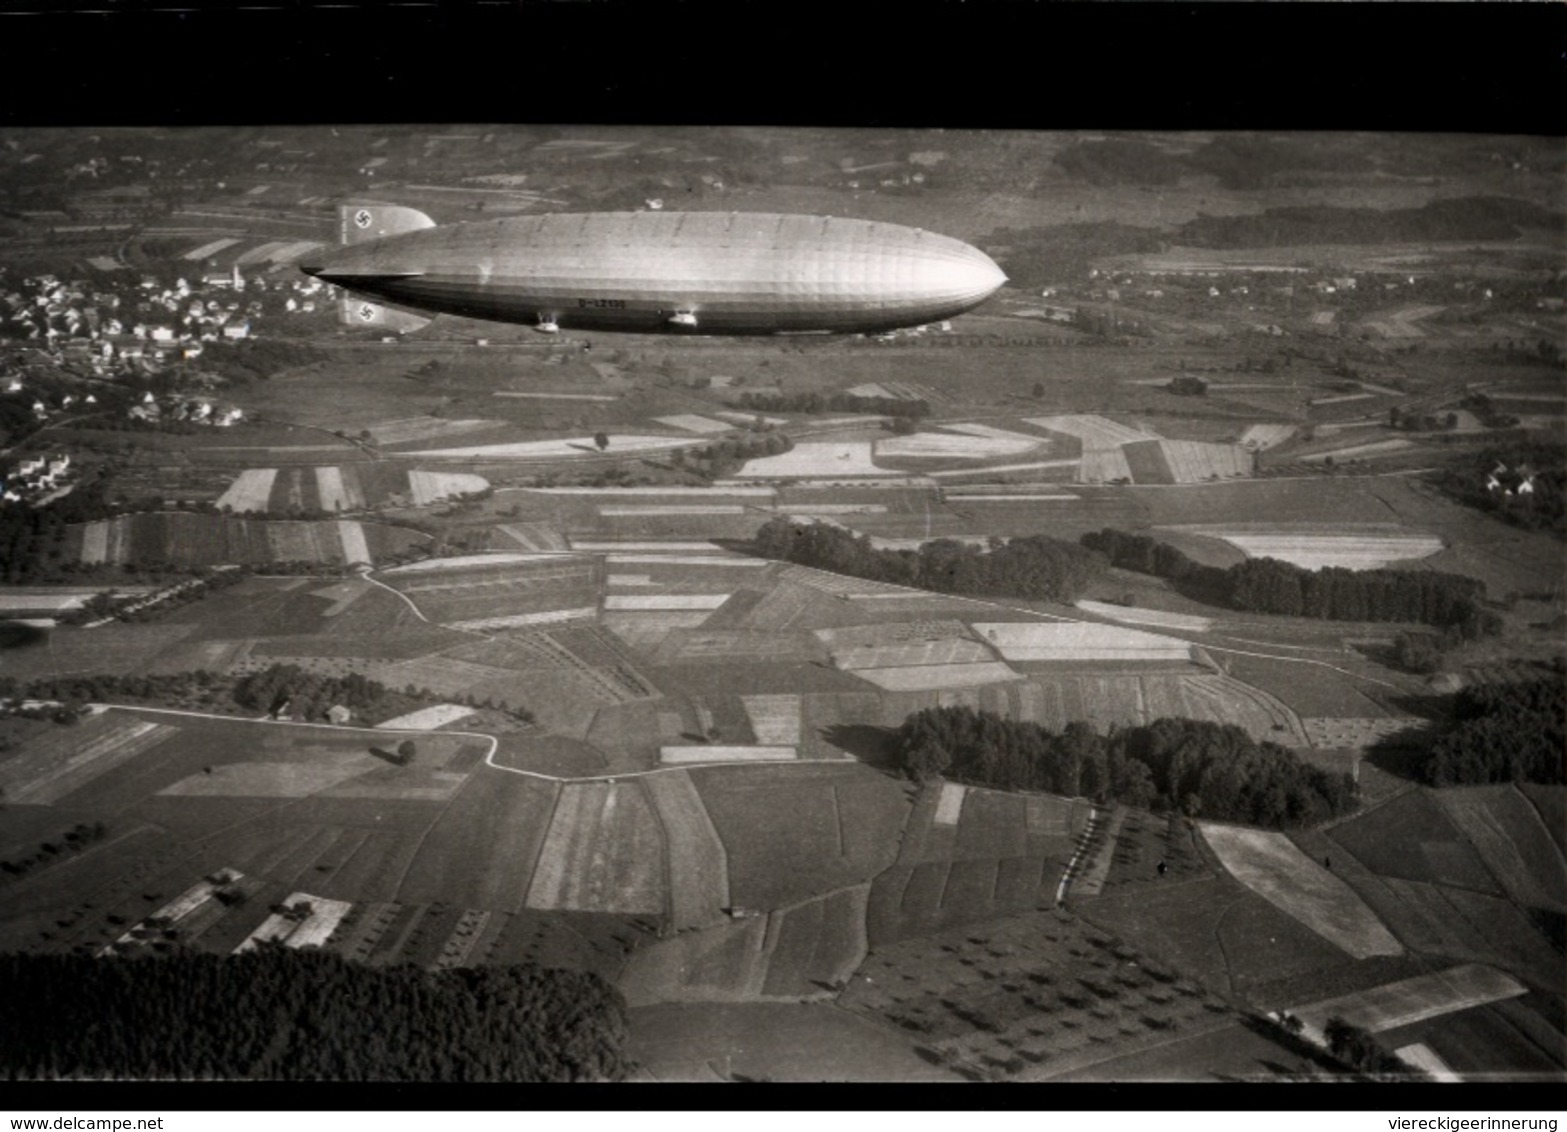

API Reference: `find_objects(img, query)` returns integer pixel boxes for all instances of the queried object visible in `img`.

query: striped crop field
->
[336,520,371,566]
[1182,528,1444,571]
[0,714,177,805]
[408,435,691,459]
[815,620,973,647]
[741,695,803,745]
[660,746,798,764]
[215,469,279,513]
[493,523,570,552]
[573,540,722,552]
[1238,424,1297,450]
[314,466,354,512]
[525,782,666,914]
[1201,824,1403,959]
[1299,439,1415,462]
[831,639,994,670]
[1286,964,1526,1042]
[780,503,888,515]
[381,552,571,574]
[597,505,748,516]
[183,237,242,260]
[1008,672,1304,741]
[449,607,597,631]
[408,470,490,505]
[1080,448,1133,483]
[74,514,418,567]
[940,422,1061,445]
[652,414,734,434]
[852,661,1022,691]
[492,391,618,402]
[526,485,777,497]
[603,610,713,646]
[736,442,894,478]
[365,418,506,446]
[876,433,1040,459]
[160,761,371,799]
[929,459,1080,480]
[375,704,477,730]
[1154,440,1253,482]
[1025,414,1160,447]
[973,621,1192,663]
[604,594,731,611]
[643,770,731,931]
[604,554,767,567]
[1075,601,1212,632]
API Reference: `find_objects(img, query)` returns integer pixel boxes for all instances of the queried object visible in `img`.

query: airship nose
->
[944,246,1008,304]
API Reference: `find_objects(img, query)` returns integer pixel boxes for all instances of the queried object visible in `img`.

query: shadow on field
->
[820,723,901,774]
[0,621,48,649]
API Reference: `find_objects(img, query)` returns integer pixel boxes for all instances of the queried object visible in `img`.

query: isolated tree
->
[395,739,417,765]
[593,432,610,451]
[1032,381,1046,399]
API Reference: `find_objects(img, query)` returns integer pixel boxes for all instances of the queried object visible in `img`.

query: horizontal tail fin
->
[340,296,432,334]
[339,203,436,246]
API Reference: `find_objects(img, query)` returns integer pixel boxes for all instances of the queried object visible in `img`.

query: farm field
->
[690,763,909,910]
[524,782,666,914]
[1166,525,1446,571]
[736,442,899,478]
[627,1001,960,1082]
[72,513,426,568]
[1200,824,1404,959]
[406,434,690,459]
[974,621,1193,664]
[841,904,1241,1082]
[1286,964,1528,1042]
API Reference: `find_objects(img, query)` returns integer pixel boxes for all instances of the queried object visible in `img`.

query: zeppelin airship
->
[299,205,1007,336]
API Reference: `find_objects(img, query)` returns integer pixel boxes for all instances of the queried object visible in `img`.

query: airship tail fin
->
[340,296,432,334]
[340,203,437,246]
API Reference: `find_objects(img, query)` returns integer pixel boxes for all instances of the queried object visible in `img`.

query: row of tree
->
[893,707,1358,828]
[0,949,629,1081]
[1080,528,1502,637]
[733,389,931,419]
[754,518,1103,603]
[1414,676,1564,787]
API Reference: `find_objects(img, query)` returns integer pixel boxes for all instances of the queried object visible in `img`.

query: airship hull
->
[307,211,1006,335]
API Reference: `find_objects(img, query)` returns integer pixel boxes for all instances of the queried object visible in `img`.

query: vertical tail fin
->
[339,203,436,246]
[340,296,432,334]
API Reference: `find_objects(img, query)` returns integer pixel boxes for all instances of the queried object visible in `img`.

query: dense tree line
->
[0,949,629,1081]
[233,663,395,719]
[1323,1016,1428,1079]
[1081,528,1502,638]
[1416,677,1564,787]
[893,707,1358,828]
[676,430,792,480]
[734,390,931,420]
[9,662,533,726]
[755,518,1103,603]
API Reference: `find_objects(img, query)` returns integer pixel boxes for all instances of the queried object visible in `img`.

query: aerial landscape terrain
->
[0,126,1562,1085]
